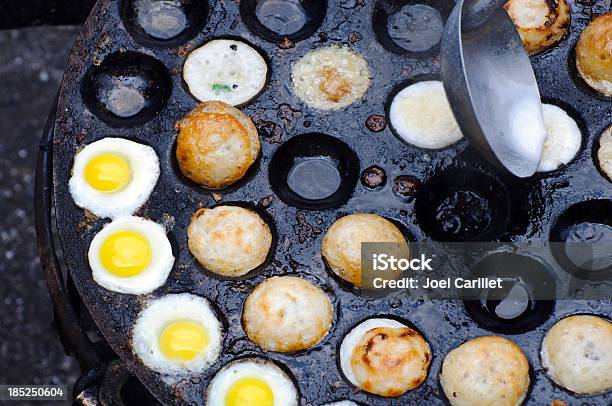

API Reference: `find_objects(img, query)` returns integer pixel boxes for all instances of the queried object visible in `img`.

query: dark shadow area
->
[0,0,94,29]
[0,25,81,395]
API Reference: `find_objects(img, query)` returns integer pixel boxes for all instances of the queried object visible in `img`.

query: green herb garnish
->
[212,83,232,93]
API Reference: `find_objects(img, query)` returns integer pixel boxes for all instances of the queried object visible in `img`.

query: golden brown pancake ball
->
[440,336,530,406]
[187,205,272,277]
[176,101,260,188]
[339,318,432,397]
[541,315,612,394]
[242,276,333,352]
[504,0,571,54]
[575,13,612,96]
[322,214,408,288]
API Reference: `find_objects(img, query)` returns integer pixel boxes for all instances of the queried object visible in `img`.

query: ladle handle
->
[462,0,509,32]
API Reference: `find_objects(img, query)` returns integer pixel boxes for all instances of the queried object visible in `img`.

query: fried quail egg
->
[132,293,222,376]
[292,45,371,110]
[176,101,260,188]
[88,216,174,294]
[183,39,268,105]
[576,13,612,97]
[541,315,612,395]
[322,214,408,288]
[205,358,298,406]
[440,336,530,406]
[187,205,272,277]
[322,402,359,406]
[537,103,582,172]
[597,125,612,181]
[69,137,160,218]
[504,0,571,54]
[242,276,333,352]
[389,81,463,149]
[339,318,432,397]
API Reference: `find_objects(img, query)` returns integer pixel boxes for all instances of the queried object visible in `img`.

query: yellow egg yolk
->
[159,321,208,362]
[225,377,274,406]
[84,153,131,192]
[99,230,151,277]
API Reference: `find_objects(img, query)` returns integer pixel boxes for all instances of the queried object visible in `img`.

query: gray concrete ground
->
[0,26,82,402]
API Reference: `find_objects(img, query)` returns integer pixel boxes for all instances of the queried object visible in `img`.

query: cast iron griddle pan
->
[52,0,611,404]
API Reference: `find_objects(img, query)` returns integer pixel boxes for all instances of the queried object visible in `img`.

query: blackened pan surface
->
[52,0,611,404]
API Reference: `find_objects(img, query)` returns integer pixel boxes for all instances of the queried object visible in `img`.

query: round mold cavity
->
[82,51,171,127]
[169,131,262,193]
[373,0,452,58]
[179,36,272,107]
[505,180,544,238]
[415,168,511,242]
[240,271,338,355]
[436,336,536,406]
[240,0,327,44]
[322,216,415,295]
[120,0,209,47]
[220,355,303,400]
[464,252,556,334]
[188,201,278,281]
[550,199,612,281]
[537,312,612,396]
[567,39,612,102]
[534,98,587,176]
[269,133,360,210]
[385,74,465,151]
[335,314,432,394]
[593,124,612,183]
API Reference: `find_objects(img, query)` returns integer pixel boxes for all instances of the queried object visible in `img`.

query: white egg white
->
[206,358,298,406]
[132,293,222,376]
[88,216,174,294]
[389,80,463,149]
[183,39,268,106]
[69,137,160,219]
[537,103,582,172]
[339,318,406,386]
[321,401,359,406]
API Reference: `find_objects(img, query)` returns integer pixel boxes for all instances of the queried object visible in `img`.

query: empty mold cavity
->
[82,51,171,127]
[415,168,510,241]
[464,252,555,334]
[550,199,612,281]
[269,133,359,210]
[373,0,452,57]
[121,0,208,47]
[240,0,327,43]
[504,180,544,237]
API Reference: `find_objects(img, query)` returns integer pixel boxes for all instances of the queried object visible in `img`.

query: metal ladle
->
[441,0,547,178]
